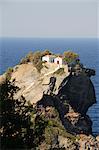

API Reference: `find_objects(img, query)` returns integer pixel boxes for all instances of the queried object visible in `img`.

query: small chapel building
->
[42,55,65,67]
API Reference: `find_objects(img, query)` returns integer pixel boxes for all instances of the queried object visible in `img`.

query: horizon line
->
[0,36,98,39]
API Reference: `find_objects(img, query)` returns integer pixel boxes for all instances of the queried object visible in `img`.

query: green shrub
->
[32,51,42,63]
[5,67,13,80]
[19,51,43,72]
[26,51,34,62]
[32,51,43,72]
[20,51,34,64]
[20,57,29,64]
[42,49,52,56]
[63,51,79,63]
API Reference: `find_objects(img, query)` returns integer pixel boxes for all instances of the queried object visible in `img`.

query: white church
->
[42,55,66,67]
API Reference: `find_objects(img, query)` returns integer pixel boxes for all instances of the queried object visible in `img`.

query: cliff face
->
[9,63,68,103]
[58,74,96,115]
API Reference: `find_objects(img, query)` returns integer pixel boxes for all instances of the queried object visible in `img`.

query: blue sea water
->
[0,37,99,134]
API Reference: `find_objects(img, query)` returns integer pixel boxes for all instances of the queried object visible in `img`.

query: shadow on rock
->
[37,94,92,135]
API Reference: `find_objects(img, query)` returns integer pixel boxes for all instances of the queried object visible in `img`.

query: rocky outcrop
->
[58,73,96,115]
[35,94,99,149]
[0,62,98,149]
[9,63,67,103]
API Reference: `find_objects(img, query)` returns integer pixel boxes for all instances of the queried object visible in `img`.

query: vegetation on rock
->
[19,50,79,73]
[63,51,79,63]
[5,67,14,80]
[41,49,52,56]
[20,51,43,72]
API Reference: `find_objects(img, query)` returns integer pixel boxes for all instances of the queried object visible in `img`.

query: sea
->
[0,37,99,135]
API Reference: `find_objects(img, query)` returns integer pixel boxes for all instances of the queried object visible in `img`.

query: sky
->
[0,0,98,38]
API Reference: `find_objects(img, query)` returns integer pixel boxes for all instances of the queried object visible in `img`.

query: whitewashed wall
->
[42,55,50,62]
[54,57,63,66]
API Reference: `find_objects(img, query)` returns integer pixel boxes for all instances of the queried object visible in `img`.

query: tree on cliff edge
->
[0,80,34,149]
